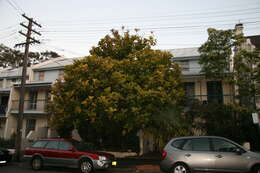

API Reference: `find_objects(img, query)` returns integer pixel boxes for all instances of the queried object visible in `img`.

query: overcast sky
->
[0,0,260,57]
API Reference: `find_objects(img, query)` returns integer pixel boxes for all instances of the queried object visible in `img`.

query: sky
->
[0,0,260,58]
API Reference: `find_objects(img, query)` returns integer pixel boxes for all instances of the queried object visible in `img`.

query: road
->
[0,157,162,173]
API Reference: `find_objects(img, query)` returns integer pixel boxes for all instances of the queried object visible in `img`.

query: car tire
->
[252,165,260,173]
[79,159,93,173]
[172,163,190,173]
[31,156,43,170]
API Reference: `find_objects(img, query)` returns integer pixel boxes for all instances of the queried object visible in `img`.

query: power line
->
[40,20,260,34]
[43,7,260,25]
[5,0,22,15]
[0,32,17,40]
[9,0,25,14]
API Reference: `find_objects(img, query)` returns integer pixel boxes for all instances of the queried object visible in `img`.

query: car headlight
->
[99,156,107,161]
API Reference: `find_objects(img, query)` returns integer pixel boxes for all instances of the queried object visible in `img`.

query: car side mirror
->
[235,148,243,155]
[68,147,76,152]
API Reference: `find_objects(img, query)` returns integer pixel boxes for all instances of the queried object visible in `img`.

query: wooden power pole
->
[14,14,41,162]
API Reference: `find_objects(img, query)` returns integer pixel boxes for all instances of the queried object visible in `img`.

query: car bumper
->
[93,159,117,170]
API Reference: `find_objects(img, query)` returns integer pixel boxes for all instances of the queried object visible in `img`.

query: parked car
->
[0,148,12,165]
[24,138,116,173]
[160,136,260,173]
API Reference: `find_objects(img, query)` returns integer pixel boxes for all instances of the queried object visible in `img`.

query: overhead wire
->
[5,0,23,15]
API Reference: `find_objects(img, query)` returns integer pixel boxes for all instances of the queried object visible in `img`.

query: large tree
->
[199,28,260,110]
[49,29,185,147]
[0,44,60,68]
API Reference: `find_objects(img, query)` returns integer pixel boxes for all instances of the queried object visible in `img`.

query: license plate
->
[112,161,117,166]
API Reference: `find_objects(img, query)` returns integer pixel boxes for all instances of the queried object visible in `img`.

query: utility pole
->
[14,14,41,162]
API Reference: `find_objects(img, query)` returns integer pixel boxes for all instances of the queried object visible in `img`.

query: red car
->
[24,138,116,173]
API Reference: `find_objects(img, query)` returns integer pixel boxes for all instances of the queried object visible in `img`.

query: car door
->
[182,138,215,172]
[211,138,248,172]
[43,140,60,165]
[57,141,78,167]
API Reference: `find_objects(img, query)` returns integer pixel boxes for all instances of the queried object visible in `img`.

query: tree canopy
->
[199,28,260,109]
[0,44,60,68]
[49,29,185,145]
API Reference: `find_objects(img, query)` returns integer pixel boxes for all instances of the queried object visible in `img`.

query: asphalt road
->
[0,157,161,173]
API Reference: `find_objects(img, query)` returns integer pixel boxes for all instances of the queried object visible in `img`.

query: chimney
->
[235,23,243,35]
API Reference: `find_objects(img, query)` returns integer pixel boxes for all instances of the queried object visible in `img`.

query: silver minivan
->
[160,136,260,173]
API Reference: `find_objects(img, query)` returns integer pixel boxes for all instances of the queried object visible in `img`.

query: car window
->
[212,138,239,152]
[59,141,73,150]
[182,138,210,151]
[31,140,48,148]
[171,139,185,149]
[45,141,59,150]
[192,138,210,151]
[182,139,192,151]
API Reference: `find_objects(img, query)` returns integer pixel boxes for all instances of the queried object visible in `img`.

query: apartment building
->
[0,67,26,138]
[170,47,234,105]
[3,57,75,141]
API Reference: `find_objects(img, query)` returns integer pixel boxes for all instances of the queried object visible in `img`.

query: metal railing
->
[186,95,234,104]
[11,99,48,113]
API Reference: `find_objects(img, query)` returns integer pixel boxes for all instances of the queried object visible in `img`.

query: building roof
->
[168,47,200,59]
[0,67,25,79]
[32,57,76,71]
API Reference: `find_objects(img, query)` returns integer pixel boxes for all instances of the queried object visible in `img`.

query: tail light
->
[161,150,167,160]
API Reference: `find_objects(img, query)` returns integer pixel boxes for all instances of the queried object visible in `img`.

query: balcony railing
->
[186,95,234,104]
[11,99,48,113]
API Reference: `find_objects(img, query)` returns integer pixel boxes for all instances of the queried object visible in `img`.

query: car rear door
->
[57,141,78,167]
[211,138,248,172]
[43,140,60,165]
[182,138,215,172]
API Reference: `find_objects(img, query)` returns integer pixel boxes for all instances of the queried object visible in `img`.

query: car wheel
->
[253,165,260,173]
[31,157,43,170]
[172,163,189,173]
[79,159,93,173]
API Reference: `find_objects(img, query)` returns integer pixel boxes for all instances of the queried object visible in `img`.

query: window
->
[212,138,239,152]
[171,139,185,149]
[39,71,45,81]
[59,141,73,150]
[29,90,38,110]
[207,81,223,104]
[45,141,59,150]
[182,140,192,151]
[32,140,48,148]
[182,138,210,151]
[25,119,36,136]
[184,82,195,99]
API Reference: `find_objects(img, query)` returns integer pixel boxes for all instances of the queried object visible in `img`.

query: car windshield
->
[72,141,95,152]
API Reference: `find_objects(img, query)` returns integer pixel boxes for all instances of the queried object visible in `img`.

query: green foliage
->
[0,44,60,68]
[90,28,156,60]
[186,101,254,145]
[234,50,260,109]
[199,28,260,109]
[198,28,235,80]
[49,29,185,149]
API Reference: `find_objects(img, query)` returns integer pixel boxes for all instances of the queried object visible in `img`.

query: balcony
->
[10,99,48,115]
[186,95,234,105]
